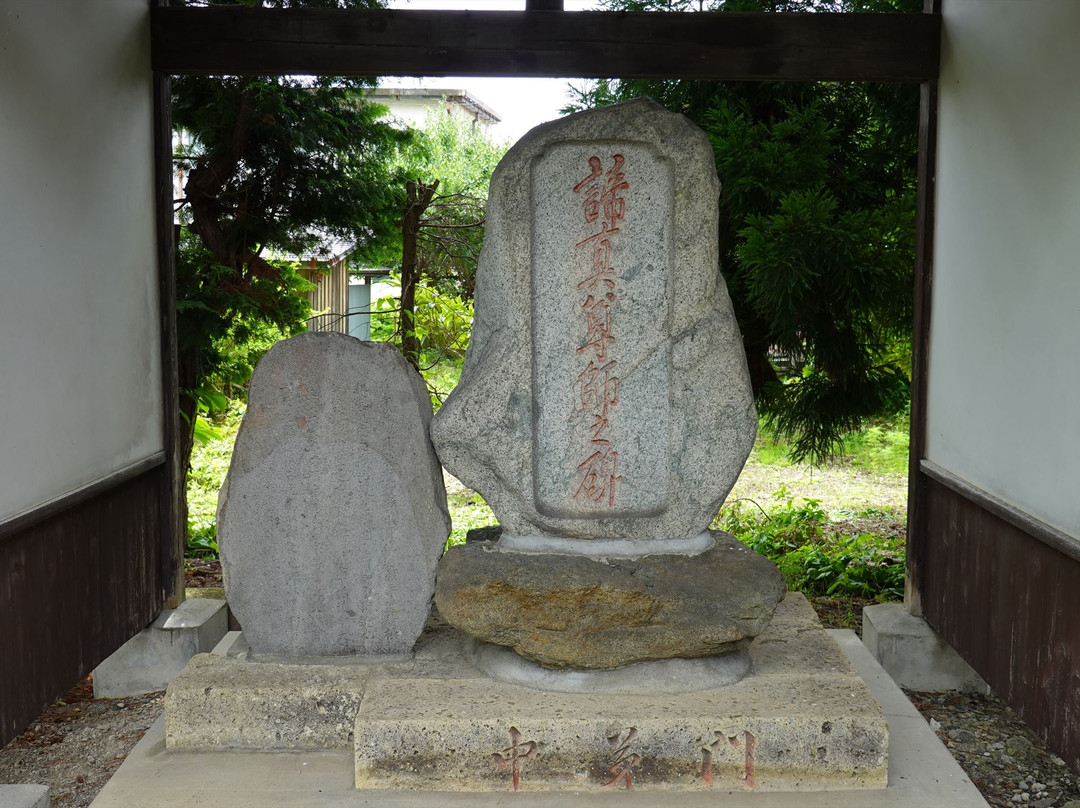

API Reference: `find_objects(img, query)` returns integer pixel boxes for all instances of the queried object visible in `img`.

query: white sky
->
[384,0,602,143]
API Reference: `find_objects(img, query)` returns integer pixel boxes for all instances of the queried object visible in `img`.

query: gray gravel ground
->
[908,689,1080,808]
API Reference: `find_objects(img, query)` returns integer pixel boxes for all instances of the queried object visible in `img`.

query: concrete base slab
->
[0,784,50,808]
[93,597,228,698]
[862,603,990,694]
[89,628,988,807]
[164,595,885,791]
[166,654,375,750]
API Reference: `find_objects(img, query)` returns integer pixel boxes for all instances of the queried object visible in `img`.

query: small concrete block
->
[0,784,50,808]
[162,596,224,629]
[354,595,888,792]
[862,603,990,694]
[210,630,249,659]
[93,598,228,698]
[165,654,374,750]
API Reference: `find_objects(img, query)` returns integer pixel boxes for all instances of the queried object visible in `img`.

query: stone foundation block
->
[354,594,888,792]
[163,615,481,751]
[165,654,375,750]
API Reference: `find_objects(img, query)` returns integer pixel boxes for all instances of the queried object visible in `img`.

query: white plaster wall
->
[0,0,162,525]
[926,0,1080,540]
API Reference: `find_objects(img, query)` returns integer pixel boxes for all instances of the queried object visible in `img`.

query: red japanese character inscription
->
[571,154,627,508]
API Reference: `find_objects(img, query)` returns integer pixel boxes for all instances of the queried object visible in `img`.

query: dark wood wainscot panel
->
[0,465,166,747]
[916,462,1080,770]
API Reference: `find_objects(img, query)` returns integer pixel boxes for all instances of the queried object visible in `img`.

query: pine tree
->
[570,0,920,462]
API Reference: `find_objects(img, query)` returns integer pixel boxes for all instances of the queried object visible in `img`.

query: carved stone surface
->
[430,98,756,541]
[434,531,786,670]
[218,333,450,659]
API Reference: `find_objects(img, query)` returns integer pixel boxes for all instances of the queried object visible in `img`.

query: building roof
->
[367,87,501,126]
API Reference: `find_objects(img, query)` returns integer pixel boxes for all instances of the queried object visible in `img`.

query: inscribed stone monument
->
[218,333,450,659]
[431,97,756,543]
[432,98,784,671]
[163,104,891,797]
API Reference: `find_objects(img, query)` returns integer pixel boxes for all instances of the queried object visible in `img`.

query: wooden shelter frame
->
[9,0,1076,765]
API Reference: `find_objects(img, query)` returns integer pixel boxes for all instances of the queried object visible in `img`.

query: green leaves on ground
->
[717,487,905,601]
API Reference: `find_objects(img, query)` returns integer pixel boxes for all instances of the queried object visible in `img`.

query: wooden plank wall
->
[915,469,1080,770]
[0,466,165,748]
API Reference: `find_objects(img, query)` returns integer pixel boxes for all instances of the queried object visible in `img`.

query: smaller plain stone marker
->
[218,333,450,659]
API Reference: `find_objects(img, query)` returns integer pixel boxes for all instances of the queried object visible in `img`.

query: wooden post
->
[153,14,185,609]
[904,0,942,617]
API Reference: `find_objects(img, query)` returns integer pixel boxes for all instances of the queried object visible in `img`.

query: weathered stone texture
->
[218,333,450,659]
[435,531,785,669]
[430,98,756,541]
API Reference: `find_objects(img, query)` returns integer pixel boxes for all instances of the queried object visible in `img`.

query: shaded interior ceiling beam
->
[151,7,939,82]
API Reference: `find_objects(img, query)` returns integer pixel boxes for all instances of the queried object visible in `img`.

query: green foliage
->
[717,488,905,600]
[358,107,508,300]
[185,402,246,558]
[567,0,920,464]
[835,410,911,475]
[171,12,409,476]
[371,275,472,408]
[371,274,473,359]
[175,228,311,448]
[374,285,469,407]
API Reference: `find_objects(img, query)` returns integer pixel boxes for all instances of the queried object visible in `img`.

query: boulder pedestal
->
[434,530,786,670]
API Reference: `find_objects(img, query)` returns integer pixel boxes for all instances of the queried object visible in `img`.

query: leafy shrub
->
[370,274,473,362]
[717,488,905,601]
[370,275,471,409]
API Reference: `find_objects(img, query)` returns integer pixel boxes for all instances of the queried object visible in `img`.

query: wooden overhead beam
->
[151,7,939,82]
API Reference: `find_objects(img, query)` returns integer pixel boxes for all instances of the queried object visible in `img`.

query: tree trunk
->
[400,179,439,369]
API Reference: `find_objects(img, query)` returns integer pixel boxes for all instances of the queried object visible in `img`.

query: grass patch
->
[445,487,496,548]
[754,410,910,475]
